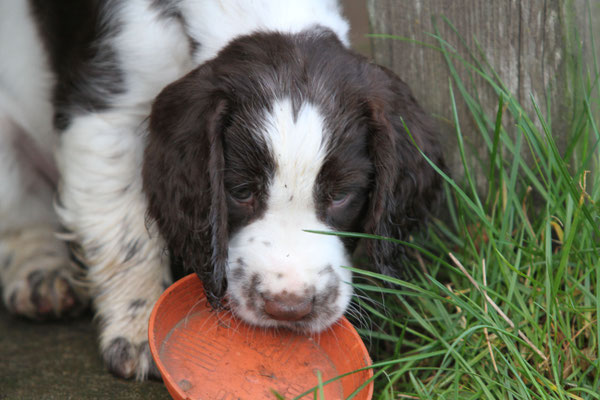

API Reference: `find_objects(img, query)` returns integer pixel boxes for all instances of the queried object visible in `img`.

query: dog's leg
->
[0,115,88,319]
[56,111,171,380]
[0,0,87,319]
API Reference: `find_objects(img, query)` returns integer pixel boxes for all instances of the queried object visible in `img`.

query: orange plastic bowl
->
[149,273,373,400]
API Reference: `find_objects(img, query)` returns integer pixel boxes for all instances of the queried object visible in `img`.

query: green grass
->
[333,16,599,400]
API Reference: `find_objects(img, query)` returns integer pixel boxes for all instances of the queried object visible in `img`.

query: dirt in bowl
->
[160,306,343,399]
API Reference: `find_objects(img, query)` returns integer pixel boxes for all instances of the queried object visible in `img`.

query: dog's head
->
[143,29,443,332]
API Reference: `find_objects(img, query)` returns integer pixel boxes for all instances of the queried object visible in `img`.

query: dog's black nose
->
[263,292,313,321]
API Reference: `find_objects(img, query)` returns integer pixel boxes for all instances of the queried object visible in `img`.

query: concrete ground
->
[0,304,169,399]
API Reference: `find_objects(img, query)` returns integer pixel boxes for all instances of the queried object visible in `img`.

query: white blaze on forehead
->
[262,98,328,210]
[226,97,352,331]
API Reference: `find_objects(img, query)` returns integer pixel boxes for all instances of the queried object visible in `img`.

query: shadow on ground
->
[0,304,169,399]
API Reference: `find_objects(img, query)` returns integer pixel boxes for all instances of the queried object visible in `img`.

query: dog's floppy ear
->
[143,64,229,307]
[363,65,444,277]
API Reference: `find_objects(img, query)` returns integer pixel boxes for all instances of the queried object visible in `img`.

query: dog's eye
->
[229,187,254,203]
[330,192,351,208]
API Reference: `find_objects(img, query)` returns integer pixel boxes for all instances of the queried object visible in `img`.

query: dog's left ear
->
[363,64,444,277]
[142,64,229,307]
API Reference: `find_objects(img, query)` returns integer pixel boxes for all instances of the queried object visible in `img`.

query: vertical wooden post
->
[367,0,599,179]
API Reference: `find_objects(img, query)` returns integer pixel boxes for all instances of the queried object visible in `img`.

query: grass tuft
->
[354,14,600,400]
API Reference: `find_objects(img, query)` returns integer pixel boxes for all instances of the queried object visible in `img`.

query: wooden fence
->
[367,0,599,181]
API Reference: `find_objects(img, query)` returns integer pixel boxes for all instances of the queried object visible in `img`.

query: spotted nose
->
[262,292,313,321]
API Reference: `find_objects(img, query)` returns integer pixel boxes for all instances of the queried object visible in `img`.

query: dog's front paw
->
[1,226,88,319]
[3,266,87,319]
[103,337,161,380]
[98,291,165,380]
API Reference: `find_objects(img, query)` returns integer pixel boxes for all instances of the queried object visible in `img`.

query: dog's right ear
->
[142,64,229,308]
[362,64,444,278]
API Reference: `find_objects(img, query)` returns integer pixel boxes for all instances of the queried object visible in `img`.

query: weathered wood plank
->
[367,0,599,181]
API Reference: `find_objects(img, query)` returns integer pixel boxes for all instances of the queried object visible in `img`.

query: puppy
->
[0,0,443,379]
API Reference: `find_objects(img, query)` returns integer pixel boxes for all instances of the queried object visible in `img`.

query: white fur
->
[47,0,189,378]
[227,99,352,332]
[56,108,171,380]
[181,0,350,63]
[110,0,194,109]
[0,2,75,315]
[0,1,56,228]
[0,1,55,150]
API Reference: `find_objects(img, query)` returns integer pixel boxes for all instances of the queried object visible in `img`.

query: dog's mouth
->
[224,246,353,333]
[226,288,346,334]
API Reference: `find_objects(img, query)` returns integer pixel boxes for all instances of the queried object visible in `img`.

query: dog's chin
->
[227,294,349,334]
